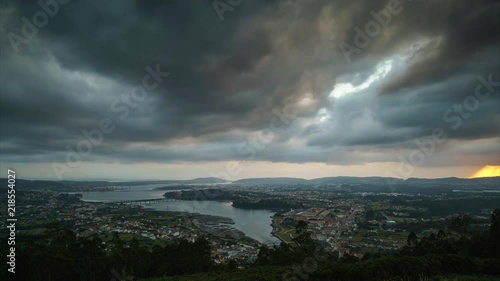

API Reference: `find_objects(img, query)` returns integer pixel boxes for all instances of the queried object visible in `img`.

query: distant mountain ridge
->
[0,177,227,190]
[309,176,402,185]
[2,176,498,189]
[233,176,499,186]
[186,177,227,184]
[404,177,500,186]
[233,177,309,184]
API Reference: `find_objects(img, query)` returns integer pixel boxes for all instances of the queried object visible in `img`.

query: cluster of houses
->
[277,202,406,257]
[17,192,261,263]
[281,204,363,240]
[210,242,259,264]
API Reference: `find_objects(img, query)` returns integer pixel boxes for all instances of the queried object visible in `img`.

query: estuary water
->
[74,185,279,243]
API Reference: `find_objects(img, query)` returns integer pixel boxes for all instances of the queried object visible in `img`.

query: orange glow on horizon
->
[470,165,500,178]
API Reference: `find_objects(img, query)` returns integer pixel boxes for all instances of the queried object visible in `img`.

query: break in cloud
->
[0,0,499,180]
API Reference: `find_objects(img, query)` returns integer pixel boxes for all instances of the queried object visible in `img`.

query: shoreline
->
[75,194,279,245]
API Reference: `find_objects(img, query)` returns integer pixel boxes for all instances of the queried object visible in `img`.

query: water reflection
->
[75,185,279,243]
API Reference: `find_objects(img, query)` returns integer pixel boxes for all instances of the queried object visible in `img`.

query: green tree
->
[450,214,471,236]
[296,220,308,234]
[365,208,375,221]
[407,232,418,246]
[491,208,500,238]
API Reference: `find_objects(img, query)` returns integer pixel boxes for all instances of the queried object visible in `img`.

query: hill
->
[233,177,309,184]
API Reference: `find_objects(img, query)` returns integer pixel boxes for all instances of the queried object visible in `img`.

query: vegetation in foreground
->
[1,209,499,281]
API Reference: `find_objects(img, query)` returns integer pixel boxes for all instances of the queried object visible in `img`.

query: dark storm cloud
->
[0,0,498,167]
[378,0,500,93]
[334,0,499,81]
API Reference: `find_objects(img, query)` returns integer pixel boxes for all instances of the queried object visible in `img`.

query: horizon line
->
[5,175,500,182]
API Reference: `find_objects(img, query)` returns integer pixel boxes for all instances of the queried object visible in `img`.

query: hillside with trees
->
[2,210,499,281]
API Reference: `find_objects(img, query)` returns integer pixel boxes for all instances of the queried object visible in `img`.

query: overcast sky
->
[0,0,499,180]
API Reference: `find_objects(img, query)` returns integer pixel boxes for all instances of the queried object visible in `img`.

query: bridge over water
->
[114,197,178,205]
